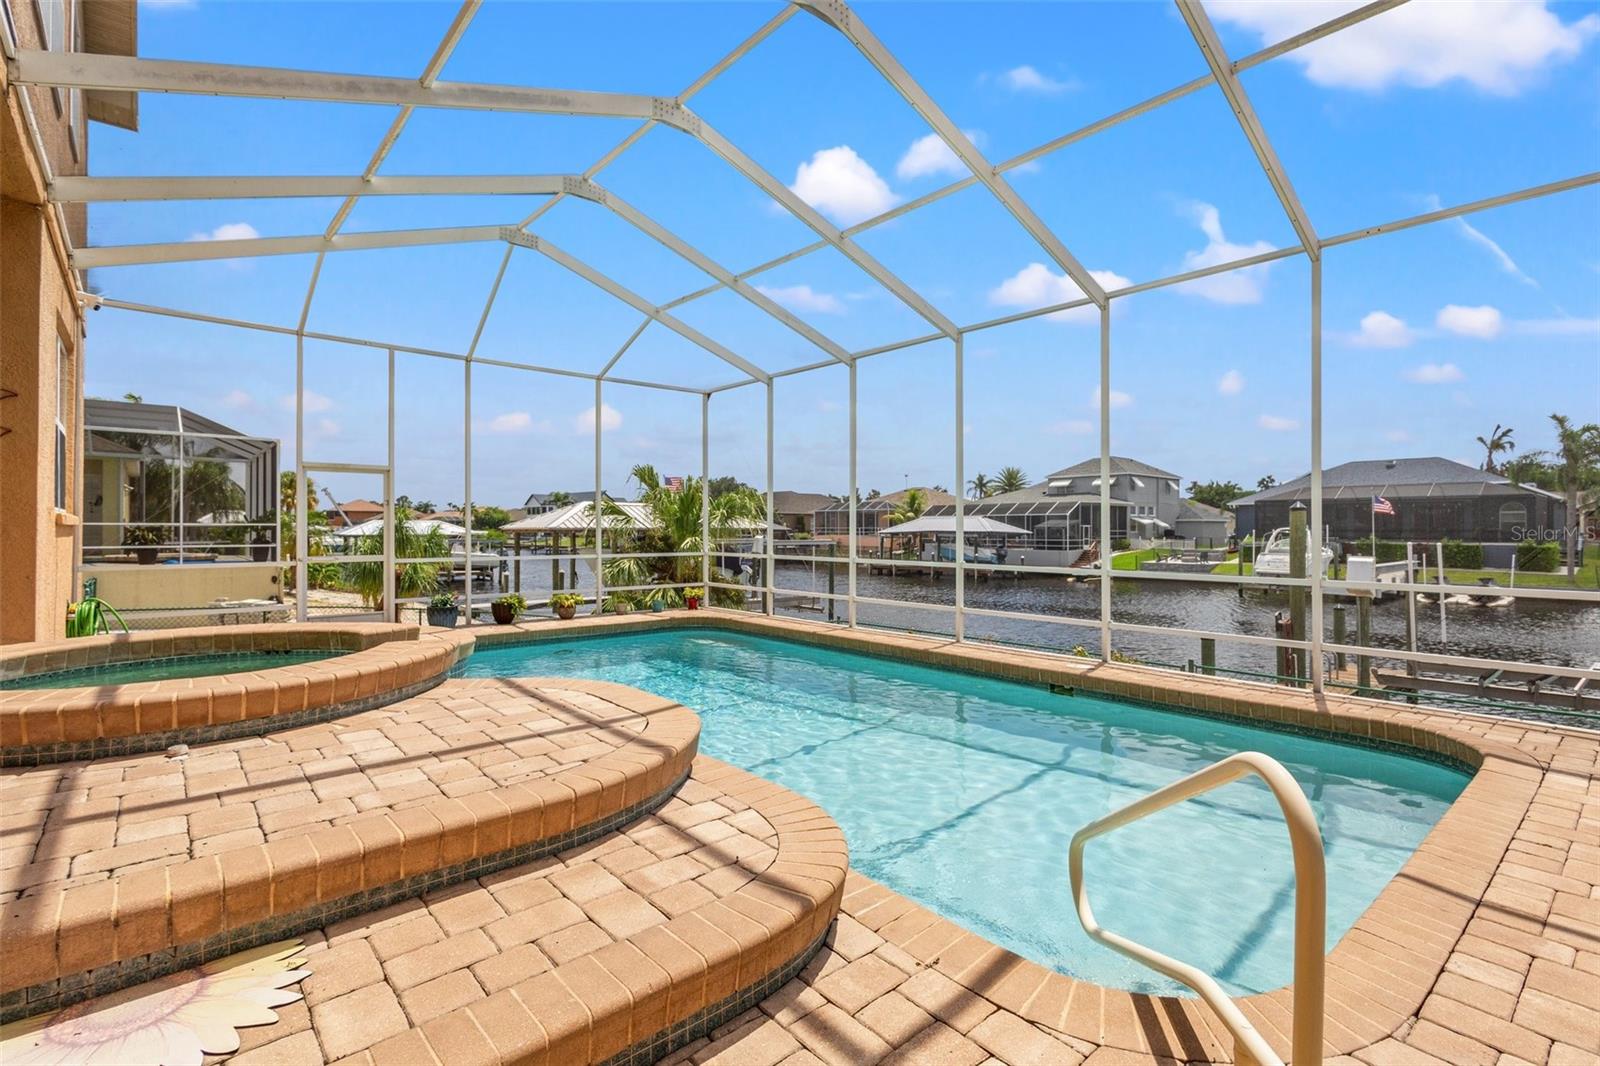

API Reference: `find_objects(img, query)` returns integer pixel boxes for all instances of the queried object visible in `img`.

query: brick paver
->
[209,758,784,1062]
[1,677,666,900]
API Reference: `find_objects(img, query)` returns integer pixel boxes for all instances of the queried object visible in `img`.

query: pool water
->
[4,651,336,690]
[463,630,1468,995]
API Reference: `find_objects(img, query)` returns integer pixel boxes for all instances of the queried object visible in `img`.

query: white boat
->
[1251,527,1334,578]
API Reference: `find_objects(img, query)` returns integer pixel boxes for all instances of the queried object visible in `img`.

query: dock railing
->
[1069,752,1325,1066]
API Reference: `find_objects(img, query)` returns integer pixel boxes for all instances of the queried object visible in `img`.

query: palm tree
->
[1547,413,1600,576]
[967,473,992,499]
[1257,474,1278,491]
[1475,424,1515,473]
[544,490,573,509]
[345,506,447,611]
[602,464,764,608]
[885,488,928,527]
[994,466,1028,494]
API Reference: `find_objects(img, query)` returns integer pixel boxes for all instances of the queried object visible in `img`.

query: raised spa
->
[1,650,335,689]
[465,628,1469,997]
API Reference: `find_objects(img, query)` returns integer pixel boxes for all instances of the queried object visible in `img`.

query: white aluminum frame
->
[27,0,1597,709]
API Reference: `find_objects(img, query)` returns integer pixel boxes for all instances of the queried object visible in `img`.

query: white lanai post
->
[1309,257,1325,693]
[384,349,396,622]
[295,334,308,622]
[954,332,965,641]
[1099,304,1112,661]
[701,393,711,598]
[463,359,474,626]
[594,377,604,615]
[765,381,775,615]
[848,361,858,628]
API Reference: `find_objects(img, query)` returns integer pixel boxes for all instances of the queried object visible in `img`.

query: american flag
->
[665,476,684,493]
[1372,495,1395,516]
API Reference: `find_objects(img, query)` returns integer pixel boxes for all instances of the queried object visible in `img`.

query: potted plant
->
[549,592,583,620]
[123,525,167,565]
[491,592,525,625]
[684,586,705,610]
[426,591,459,628]
[248,525,275,562]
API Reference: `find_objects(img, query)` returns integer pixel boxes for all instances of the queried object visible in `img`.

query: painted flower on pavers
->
[0,941,309,1066]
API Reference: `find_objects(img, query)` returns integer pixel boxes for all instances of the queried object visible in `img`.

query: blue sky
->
[83,0,1600,506]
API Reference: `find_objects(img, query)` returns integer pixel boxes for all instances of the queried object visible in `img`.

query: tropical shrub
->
[1516,540,1560,572]
[1440,539,1484,569]
[549,592,584,609]
[601,465,763,609]
[122,524,167,547]
[427,591,458,610]
[344,507,447,609]
[1111,538,1132,552]
[1348,537,1407,563]
[494,593,527,612]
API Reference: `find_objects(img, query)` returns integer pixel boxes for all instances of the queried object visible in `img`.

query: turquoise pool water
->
[463,630,1468,995]
[4,651,335,690]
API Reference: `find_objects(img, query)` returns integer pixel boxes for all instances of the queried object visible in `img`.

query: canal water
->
[765,565,1600,676]
[504,557,1598,682]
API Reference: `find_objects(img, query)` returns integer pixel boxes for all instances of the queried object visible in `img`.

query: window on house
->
[55,336,69,509]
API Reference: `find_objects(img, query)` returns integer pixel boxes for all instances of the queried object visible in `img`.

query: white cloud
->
[1089,387,1132,411]
[482,411,554,435]
[312,417,340,437]
[188,221,260,243]
[1436,304,1503,339]
[1208,0,1600,95]
[1511,316,1600,336]
[998,65,1075,94]
[1258,414,1300,431]
[896,133,967,180]
[1385,429,1412,443]
[988,262,1132,324]
[1351,310,1415,348]
[1047,419,1094,435]
[1217,370,1244,396]
[575,403,622,433]
[1404,362,1466,384]
[789,146,898,225]
[279,390,333,413]
[220,388,255,410]
[1419,194,1540,287]
[817,399,842,413]
[755,284,845,315]
[1177,203,1276,305]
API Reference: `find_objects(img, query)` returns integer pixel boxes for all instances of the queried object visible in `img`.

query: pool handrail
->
[1068,751,1325,1066]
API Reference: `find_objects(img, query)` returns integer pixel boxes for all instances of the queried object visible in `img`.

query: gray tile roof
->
[1232,457,1558,505]
[1046,456,1181,481]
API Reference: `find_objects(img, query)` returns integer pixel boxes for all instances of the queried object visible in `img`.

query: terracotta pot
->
[491,602,517,625]
[556,604,576,620]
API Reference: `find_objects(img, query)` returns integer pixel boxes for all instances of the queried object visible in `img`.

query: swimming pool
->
[464,629,1468,996]
[3,651,336,690]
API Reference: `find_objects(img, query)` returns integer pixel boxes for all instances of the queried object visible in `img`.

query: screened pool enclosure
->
[13,0,1597,702]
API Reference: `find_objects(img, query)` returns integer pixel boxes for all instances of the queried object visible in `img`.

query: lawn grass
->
[1111,548,1161,571]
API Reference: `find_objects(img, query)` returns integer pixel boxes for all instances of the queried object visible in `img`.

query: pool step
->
[0,677,699,1020]
[222,757,846,1065]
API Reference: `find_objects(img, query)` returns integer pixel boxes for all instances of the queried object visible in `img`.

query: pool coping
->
[456,609,1594,1063]
[0,624,476,765]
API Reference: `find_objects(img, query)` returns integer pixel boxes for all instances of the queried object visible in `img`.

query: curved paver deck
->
[184,755,848,1066]
[0,624,474,765]
[0,677,699,1018]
